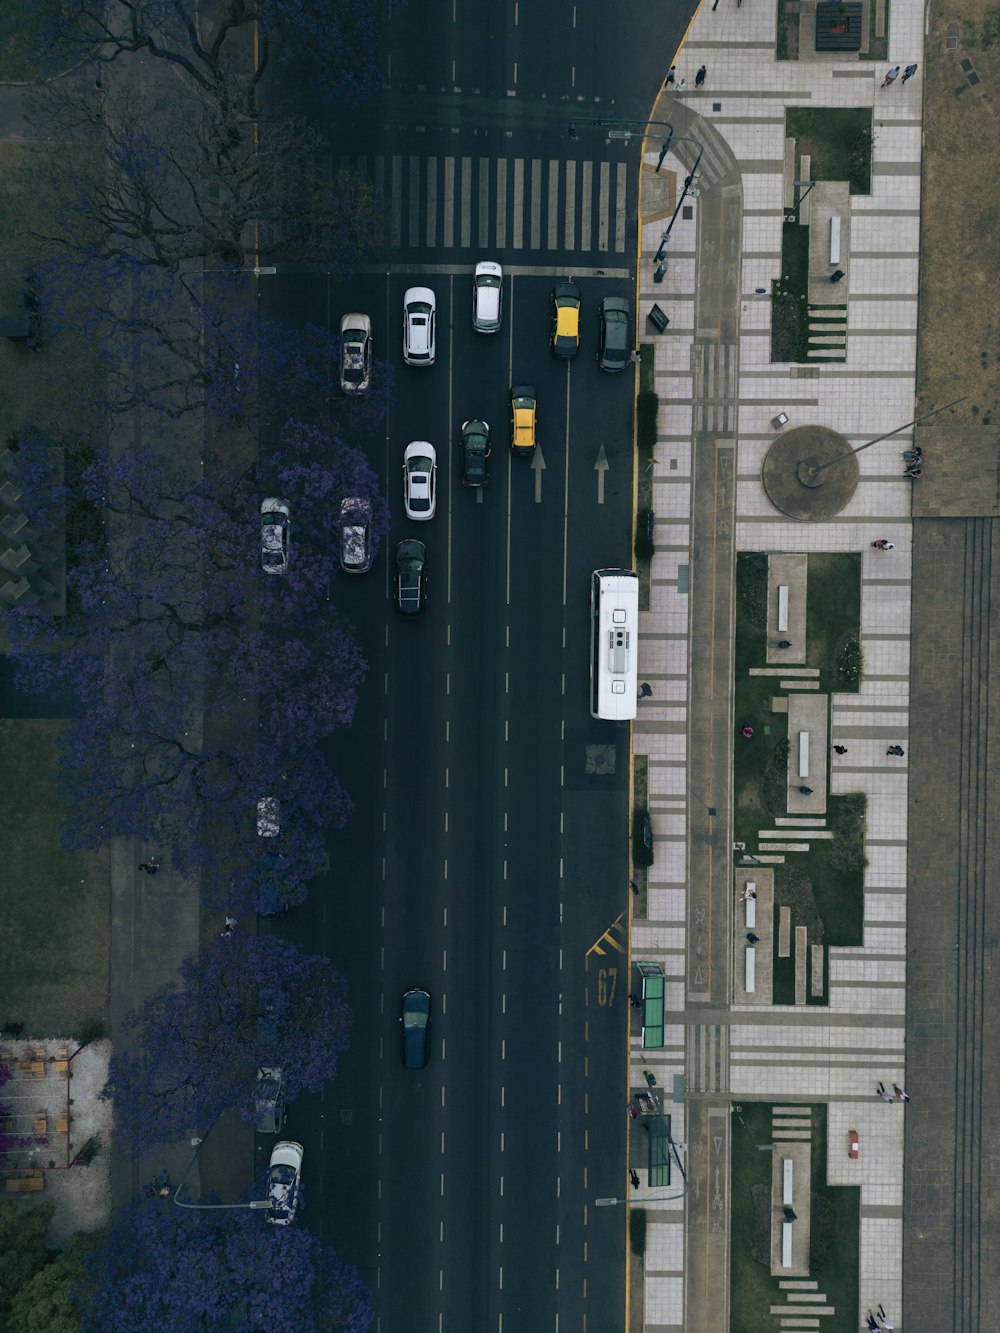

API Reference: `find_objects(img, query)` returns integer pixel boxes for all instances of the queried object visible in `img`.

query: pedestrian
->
[746,932,760,945]
[695,65,707,87]
[741,723,754,739]
[887,745,905,757]
[630,878,639,895]
[639,682,653,698]
[799,786,813,795]
[872,539,894,550]
[138,860,160,875]
[893,1084,910,1101]
[665,66,676,86]
[627,1102,638,1119]
[866,1315,880,1333]
[878,1308,894,1330]
[876,1082,887,1096]
[829,269,845,283]
[221,915,238,938]
[903,446,922,461]
[630,1168,640,1189]
[902,63,918,82]
[675,78,686,93]
[158,1185,171,1197]
[833,745,847,755]
[777,639,791,649]
[740,886,757,901]
[881,64,900,86]
[629,993,641,1009]
[628,349,641,365]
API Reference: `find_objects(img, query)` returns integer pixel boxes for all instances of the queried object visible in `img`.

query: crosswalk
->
[339,153,632,257]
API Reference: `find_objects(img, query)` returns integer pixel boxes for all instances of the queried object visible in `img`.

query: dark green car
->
[461,419,491,487]
[598,296,631,372]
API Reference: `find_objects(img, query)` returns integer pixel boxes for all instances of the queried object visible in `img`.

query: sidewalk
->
[630,3,923,1327]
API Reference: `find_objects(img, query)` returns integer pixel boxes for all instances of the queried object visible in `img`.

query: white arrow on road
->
[594,444,609,504]
[531,446,546,503]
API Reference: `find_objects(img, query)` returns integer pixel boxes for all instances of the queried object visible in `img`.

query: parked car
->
[256,797,280,838]
[472,261,503,332]
[339,313,372,394]
[260,498,290,574]
[339,497,374,573]
[403,287,436,366]
[395,539,427,616]
[510,385,537,455]
[255,1068,285,1134]
[400,988,431,1068]
[597,296,631,372]
[461,419,491,487]
[266,1140,303,1225]
[403,442,437,520]
[550,281,581,358]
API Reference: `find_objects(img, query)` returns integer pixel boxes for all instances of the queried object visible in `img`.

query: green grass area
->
[785,107,875,195]
[775,1,798,61]
[0,0,69,81]
[731,1102,860,1329]
[0,720,109,1037]
[733,554,866,1000]
[771,219,810,363]
[804,553,861,693]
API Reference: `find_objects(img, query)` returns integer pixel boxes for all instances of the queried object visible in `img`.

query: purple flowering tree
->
[6,432,387,900]
[80,1199,373,1332]
[103,934,351,1152]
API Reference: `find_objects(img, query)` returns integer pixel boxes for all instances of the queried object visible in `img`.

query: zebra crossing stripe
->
[408,155,420,248]
[496,159,507,249]
[564,160,576,251]
[530,159,542,251]
[581,160,593,251]
[513,157,524,249]
[460,156,472,250]
[616,161,627,253]
[426,156,437,249]
[598,160,610,252]
[548,159,559,251]
[478,157,490,250]
[443,156,455,249]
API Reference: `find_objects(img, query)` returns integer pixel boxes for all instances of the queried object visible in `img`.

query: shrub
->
[636,391,658,458]
[633,809,654,867]
[629,1207,647,1256]
[635,508,654,561]
[738,553,769,629]
[836,633,863,687]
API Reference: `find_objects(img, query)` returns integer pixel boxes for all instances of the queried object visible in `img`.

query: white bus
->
[590,568,639,721]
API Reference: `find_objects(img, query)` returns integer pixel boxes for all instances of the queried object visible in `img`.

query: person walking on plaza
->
[138,858,160,874]
[893,1084,910,1102]
[902,63,918,82]
[630,1168,640,1189]
[675,77,686,93]
[872,539,894,550]
[887,745,905,757]
[833,745,847,755]
[695,65,707,87]
[665,66,676,86]
[882,64,900,87]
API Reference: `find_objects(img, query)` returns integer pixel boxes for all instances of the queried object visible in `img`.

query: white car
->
[472,261,503,333]
[260,498,290,575]
[339,497,374,573]
[266,1140,303,1225]
[403,443,437,521]
[339,313,372,394]
[402,287,436,366]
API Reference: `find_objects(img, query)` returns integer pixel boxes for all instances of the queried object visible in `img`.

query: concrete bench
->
[829,215,841,265]
[745,946,756,994]
[746,892,757,929]
[777,585,789,633]
[781,1220,793,1268]
[798,731,810,778]
[782,1158,793,1205]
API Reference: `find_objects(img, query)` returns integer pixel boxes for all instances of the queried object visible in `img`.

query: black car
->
[395,539,427,616]
[400,988,431,1068]
[598,296,631,372]
[460,419,491,487]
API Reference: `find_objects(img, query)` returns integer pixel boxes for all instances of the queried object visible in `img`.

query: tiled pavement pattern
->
[626,0,941,1326]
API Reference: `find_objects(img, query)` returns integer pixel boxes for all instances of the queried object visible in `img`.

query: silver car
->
[339,313,372,394]
[339,497,374,573]
[472,261,503,333]
[403,287,436,366]
[266,1140,303,1225]
[260,498,290,575]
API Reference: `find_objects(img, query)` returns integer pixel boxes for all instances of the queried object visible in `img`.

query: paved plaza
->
[627,0,996,1328]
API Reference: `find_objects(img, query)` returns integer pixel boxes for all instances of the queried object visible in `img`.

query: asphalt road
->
[259,1,698,1325]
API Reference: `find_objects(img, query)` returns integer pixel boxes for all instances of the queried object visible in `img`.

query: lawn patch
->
[785,107,875,195]
[771,220,810,363]
[0,719,109,1037]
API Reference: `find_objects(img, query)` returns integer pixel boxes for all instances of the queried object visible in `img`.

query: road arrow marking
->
[531,446,546,503]
[595,444,609,504]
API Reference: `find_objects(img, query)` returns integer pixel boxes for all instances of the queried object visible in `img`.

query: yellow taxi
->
[510,385,537,455]
[549,281,581,358]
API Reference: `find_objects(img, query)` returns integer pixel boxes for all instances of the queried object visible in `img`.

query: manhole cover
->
[586,744,617,776]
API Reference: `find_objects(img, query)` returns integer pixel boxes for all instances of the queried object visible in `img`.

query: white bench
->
[781,1220,793,1268]
[829,215,841,265]
[745,946,756,994]
[746,892,756,929]
[777,585,789,633]
[798,731,810,778]
[782,1158,793,1205]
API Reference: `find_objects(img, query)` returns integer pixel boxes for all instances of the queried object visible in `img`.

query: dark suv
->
[461,419,491,487]
[395,539,427,616]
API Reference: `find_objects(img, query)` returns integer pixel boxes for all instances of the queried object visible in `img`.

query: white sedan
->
[402,287,436,366]
[403,442,437,521]
[260,498,290,575]
[266,1140,303,1225]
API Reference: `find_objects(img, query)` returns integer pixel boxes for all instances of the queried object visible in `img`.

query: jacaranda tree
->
[103,933,351,1152]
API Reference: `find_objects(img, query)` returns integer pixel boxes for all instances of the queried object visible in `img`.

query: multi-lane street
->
[259,1,696,1326]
